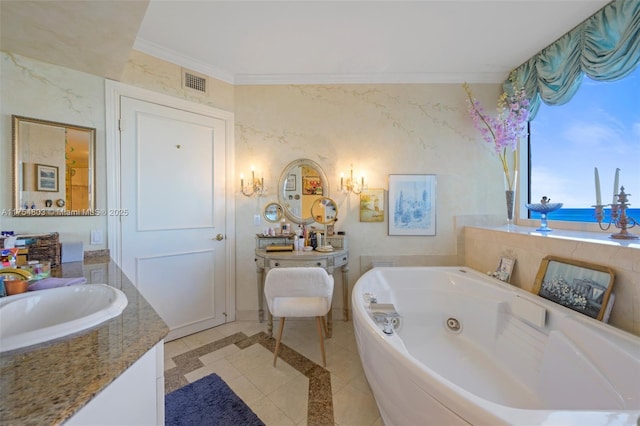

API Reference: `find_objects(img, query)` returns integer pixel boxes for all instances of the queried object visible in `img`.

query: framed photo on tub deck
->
[388,174,436,236]
[533,255,615,321]
[493,256,515,283]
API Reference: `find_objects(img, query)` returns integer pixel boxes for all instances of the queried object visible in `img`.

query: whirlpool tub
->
[352,267,640,425]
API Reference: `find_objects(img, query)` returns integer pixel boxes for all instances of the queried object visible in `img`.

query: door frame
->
[105,80,236,322]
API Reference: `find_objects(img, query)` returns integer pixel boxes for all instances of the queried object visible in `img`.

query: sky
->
[530,66,640,208]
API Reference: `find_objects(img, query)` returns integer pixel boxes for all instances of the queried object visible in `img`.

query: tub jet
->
[446,317,461,333]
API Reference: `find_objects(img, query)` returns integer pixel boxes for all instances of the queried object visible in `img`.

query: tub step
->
[511,296,546,328]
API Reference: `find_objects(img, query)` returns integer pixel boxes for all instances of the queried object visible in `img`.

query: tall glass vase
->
[504,170,518,227]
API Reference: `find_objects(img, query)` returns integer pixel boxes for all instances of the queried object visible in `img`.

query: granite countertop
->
[0,256,169,425]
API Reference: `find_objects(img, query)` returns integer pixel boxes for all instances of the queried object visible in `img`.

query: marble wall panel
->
[464,226,640,336]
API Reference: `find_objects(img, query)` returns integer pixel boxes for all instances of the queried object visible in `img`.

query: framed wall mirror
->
[12,115,96,216]
[263,202,283,223]
[278,158,329,225]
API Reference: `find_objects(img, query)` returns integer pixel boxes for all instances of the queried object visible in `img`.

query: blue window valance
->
[505,0,639,118]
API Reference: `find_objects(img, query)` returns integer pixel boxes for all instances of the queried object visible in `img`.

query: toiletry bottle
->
[310,232,317,249]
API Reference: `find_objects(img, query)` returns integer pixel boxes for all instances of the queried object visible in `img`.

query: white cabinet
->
[66,342,164,425]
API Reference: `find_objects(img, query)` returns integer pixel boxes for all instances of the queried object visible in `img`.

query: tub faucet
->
[364,292,377,305]
[371,303,400,335]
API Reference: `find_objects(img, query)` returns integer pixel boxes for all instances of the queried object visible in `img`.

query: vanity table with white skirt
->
[254,235,349,337]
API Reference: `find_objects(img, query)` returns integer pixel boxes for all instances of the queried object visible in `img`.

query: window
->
[529,67,640,222]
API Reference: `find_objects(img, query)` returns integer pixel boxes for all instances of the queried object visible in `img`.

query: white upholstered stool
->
[264,267,334,367]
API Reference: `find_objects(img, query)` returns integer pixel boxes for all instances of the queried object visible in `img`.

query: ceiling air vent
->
[182,69,207,94]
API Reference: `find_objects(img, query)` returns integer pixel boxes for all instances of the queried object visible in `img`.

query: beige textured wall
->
[232,84,509,318]
[0,52,107,247]
[0,51,235,247]
[121,51,235,113]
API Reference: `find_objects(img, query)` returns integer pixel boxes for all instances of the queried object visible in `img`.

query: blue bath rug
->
[165,373,264,426]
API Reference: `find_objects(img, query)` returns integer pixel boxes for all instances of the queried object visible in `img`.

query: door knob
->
[214,234,224,241]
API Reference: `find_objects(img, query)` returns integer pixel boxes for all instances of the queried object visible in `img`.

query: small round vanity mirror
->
[263,202,283,223]
[310,197,338,252]
[310,197,338,225]
[277,158,329,225]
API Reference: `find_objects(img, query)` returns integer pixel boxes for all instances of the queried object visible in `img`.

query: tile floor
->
[164,319,383,426]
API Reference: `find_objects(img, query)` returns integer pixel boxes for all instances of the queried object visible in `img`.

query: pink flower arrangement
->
[462,76,530,190]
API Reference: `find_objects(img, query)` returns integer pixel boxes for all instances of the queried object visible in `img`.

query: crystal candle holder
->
[525,202,563,232]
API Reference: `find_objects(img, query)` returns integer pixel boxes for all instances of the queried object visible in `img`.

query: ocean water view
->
[529,208,640,223]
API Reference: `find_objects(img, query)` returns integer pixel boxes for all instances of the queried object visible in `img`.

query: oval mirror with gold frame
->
[263,202,283,223]
[12,115,96,216]
[277,158,329,225]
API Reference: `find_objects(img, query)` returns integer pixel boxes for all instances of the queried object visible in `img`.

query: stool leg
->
[273,317,286,367]
[321,315,328,338]
[316,316,326,367]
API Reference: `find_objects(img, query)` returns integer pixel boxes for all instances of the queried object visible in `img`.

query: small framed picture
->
[360,188,385,222]
[36,164,58,192]
[285,173,296,191]
[492,257,515,282]
[388,174,436,236]
[326,224,335,237]
[533,256,615,320]
[303,176,322,195]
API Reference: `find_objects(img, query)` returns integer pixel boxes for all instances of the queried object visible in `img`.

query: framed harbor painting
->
[388,174,436,236]
[533,256,614,320]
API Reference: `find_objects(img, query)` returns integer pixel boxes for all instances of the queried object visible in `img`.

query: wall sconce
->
[240,166,264,197]
[339,166,366,195]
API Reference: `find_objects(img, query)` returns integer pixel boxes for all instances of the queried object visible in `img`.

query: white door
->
[119,96,227,340]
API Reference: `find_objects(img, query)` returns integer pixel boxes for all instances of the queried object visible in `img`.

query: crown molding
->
[134,38,507,86]
[233,72,506,85]
[134,38,235,84]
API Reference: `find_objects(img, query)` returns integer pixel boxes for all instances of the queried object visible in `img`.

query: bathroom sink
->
[0,284,127,352]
